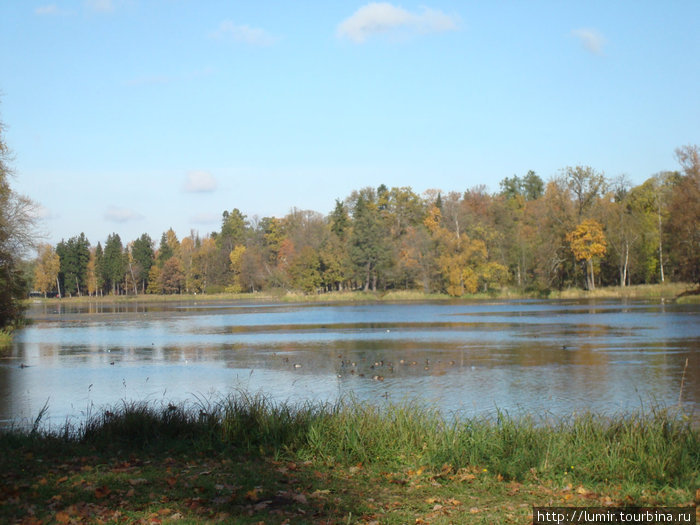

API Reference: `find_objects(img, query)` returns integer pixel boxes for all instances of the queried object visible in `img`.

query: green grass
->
[1,395,697,524]
[0,328,13,346]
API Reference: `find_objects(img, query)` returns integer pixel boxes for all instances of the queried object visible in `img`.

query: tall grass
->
[31,282,697,307]
[6,394,698,490]
[553,283,693,300]
[302,402,699,488]
[0,328,13,346]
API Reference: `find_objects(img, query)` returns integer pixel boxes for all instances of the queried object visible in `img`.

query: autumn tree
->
[33,244,60,297]
[289,246,322,292]
[425,204,507,296]
[566,219,607,290]
[319,233,352,291]
[159,257,184,294]
[192,236,217,293]
[227,245,246,293]
[239,245,265,292]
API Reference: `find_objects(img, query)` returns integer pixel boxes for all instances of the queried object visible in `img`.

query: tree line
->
[30,145,700,299]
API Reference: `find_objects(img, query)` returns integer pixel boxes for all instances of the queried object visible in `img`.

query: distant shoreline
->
[27,282,700,306]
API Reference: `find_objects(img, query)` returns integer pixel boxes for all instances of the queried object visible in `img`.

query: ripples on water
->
[1,299,698,426]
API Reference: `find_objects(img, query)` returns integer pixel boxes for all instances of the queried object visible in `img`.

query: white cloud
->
[190,212,220,225]
[104,206,144,223]
[337,2,458,43]
[183,170,218,193]
[210,21,277,46]
[85,0,114,13]
[571,28,606,55]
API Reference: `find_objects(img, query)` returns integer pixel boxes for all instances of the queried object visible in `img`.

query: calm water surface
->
[2,299,698,427]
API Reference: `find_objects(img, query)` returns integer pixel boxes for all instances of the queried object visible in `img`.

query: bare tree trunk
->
[56,276,62,298]
[619,240,629,287]
[129,263,138,295]
[657,199,665,283]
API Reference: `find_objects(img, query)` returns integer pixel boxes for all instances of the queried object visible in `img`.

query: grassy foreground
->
[1,395,698,524]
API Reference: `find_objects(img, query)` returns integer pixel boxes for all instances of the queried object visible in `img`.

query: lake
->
[2,299,698,427]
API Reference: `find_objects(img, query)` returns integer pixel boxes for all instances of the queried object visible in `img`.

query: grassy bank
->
[0,328,12,346]
[1,396,698,524]
[27,282,699,308]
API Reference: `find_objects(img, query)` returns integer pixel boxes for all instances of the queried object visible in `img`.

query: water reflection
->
[1,300,698,427]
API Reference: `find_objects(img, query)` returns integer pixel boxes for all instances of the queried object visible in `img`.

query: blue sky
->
[2,1,699,246]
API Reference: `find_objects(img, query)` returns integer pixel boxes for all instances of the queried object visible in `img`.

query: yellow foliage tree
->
[33,243,60,297]
[566,219,607,289]
[226,245,246,293]
[146,264,162,294]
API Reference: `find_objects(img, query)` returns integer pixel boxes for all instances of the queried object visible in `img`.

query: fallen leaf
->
[55,511,71,524]
[165,476,177,487]
[246,488,261,502]
[94,485,111,499]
